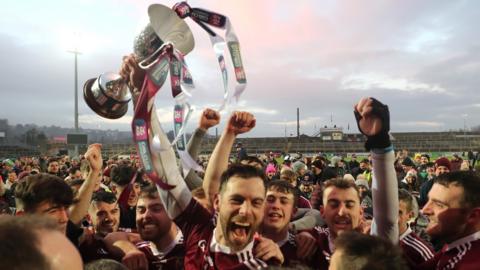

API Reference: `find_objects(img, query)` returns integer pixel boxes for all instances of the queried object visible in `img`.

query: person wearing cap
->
[355,178,373,217]
[418,157,451,207]
[1,159,15,180]
[399,169,420,194]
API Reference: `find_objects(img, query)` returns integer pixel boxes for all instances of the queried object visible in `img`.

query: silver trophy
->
[83,4,195,119]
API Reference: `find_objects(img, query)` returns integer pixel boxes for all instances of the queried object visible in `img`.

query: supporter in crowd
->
[0,215,83,270]
[460,159,471,171]
[450,154,463,172]
[418,157,451,207]
[348,153,360,172]
[400,170,420,194]
[104,184,185,269]
[47,157,61,176]
[280,169,312,209]
[79,190,120,263]
[110,163,143,231]
[265,163,278,181]
[355,178,373,217]
[397,189,434,267]
[4,170,17,190]
[294,97,399,270]
[420,170,480,269]
[121,54,283,268]
[14,144,102,246]
[329,231,408,270]
[351,158,371,184]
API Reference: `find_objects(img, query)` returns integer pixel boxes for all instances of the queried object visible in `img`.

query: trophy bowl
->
[83,72,131,119]
[148,4,194,55]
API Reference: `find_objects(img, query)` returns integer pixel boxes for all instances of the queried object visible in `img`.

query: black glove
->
[354,98,391,151]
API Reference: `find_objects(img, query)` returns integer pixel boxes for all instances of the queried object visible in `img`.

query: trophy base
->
[83,78,129,120]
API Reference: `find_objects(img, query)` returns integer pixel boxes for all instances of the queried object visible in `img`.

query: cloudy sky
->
[1,0,479,137]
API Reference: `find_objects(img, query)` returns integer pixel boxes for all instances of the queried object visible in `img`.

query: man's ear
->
[319,205,325,218]
[213,193,220,212]
[467,207,480,225]
[408,210,415,220]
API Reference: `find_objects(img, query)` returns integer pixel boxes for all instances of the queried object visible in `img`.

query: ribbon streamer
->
[132,44,200,190]
[173,1,247,110]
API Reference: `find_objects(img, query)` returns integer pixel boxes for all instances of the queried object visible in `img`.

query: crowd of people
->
[0,57,479,270]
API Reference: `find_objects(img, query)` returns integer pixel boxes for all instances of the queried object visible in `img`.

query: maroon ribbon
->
[132,45,177,190]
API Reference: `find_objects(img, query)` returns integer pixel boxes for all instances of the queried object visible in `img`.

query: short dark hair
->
[219,164,267,194]
[267,180,299,208]
[398,189,414,213]
[239,155,265,168]
[0,215,59,270]
[110,164,135,187]
[280,169,296,184]
[92,190,117,204]
[68,179,85,187]
[138,183,160,200]
[14,173,74,212]
[435,171,480,208]
[68,166,80,175]
[323,178,361,202]
[47,157,59,166]
[334,231,408,270]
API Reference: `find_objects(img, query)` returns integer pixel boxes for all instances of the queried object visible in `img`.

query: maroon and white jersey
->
[135,230,185,270]
[175,198,271,269]
[399,227,434,267]
[303,226,332,270]
[418,231,480,270]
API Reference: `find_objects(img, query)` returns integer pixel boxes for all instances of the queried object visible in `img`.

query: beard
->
[219,213,258,251]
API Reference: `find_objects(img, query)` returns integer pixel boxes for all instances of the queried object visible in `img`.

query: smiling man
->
[79,190,120,263]
[420,171,480,269]
[155,112,284,269]
[303,97,399,270]
[134,184,184,269]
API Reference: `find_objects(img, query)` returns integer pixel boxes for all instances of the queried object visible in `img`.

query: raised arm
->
[354,97,398,243]
[68,144,102,225]
[202,111,256,208]
[120,54,191,220]
[290,208,324,232]
[184,108,220,190]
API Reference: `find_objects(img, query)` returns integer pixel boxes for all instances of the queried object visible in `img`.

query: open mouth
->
[230,222,251,240]
[334,218,352,230]
[142,222,158,231]
[267,212,283,221]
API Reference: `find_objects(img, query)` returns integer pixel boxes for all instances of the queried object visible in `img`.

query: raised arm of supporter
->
[69,144,103,225]
[121,54,192,220]
[104,232,147,270]
[183,108,220,190]
[289,208,324,233]
[354,97,398,243]
[202,111,256,207]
